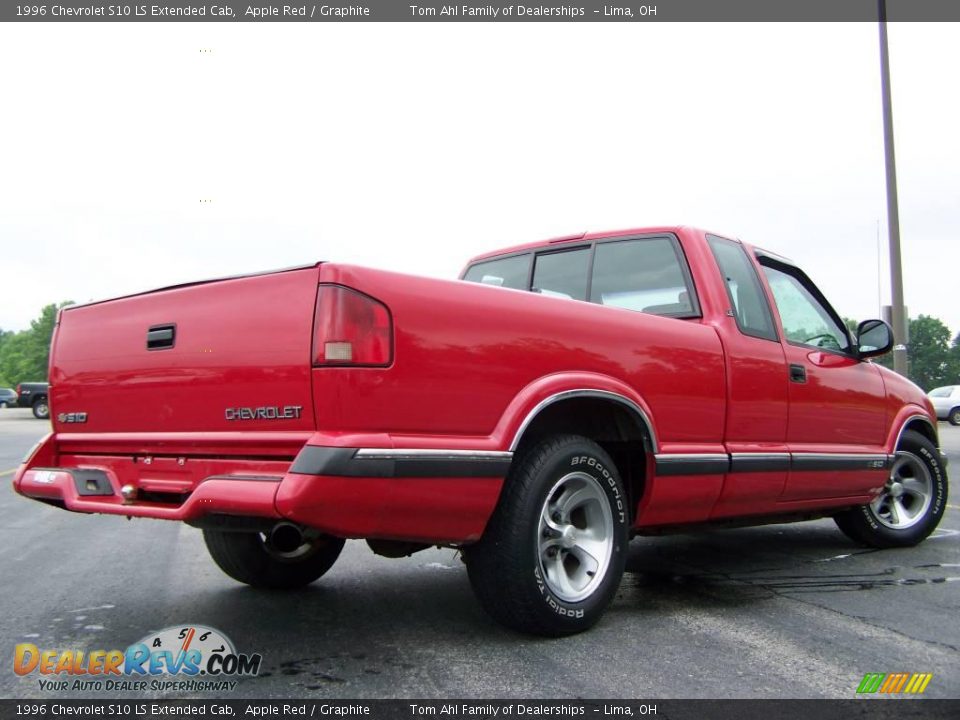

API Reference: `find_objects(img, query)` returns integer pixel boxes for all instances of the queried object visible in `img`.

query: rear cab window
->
[461,254,531,290]
[463,234,700,320]
[590,237,699,317]
[532,248,591,300]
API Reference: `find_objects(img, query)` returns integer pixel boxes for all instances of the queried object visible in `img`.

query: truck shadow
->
[13,520,955,698]
[177,521,957,638]
[622,521,958,606]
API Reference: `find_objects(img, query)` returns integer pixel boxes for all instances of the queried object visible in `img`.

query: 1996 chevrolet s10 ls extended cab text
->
[13,226,949,635]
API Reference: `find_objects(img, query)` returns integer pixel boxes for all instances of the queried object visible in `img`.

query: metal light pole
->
[878,0,909,375]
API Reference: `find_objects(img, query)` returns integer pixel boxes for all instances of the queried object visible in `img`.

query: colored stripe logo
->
[857,672,933,694]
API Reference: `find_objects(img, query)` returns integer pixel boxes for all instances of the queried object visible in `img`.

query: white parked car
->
[929,385,960,425]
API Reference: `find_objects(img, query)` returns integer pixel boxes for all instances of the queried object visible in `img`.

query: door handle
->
[789,363,807,383]
[147,324,176,351]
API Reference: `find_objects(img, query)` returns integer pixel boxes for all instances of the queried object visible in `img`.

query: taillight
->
[312,285,392,367]
[15,384,20,397]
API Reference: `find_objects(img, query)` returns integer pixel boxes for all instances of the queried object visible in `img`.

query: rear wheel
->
[834,430,947,548]
[948,408,960,426]
[465,435,629,636]
[32,398,49,419]
[203,528,345,589]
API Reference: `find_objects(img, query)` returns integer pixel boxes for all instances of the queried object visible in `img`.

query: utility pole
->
[878,0,909,375]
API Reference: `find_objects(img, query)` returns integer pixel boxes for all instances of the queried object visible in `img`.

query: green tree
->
[0,329,14,387]
[951,332,960,372]
[905,315,959,391]
[0,302,73,387]
[845,315,960,385]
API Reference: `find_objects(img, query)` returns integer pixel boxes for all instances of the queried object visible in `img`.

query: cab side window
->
[707,235,777,341]
[761,264,850,352]
[462,254,531,290]
[532,248,591,301]
[590,237,698,318]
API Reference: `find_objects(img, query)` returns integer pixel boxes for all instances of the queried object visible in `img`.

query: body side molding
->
[291,446,513,479]
[653,451,894,476]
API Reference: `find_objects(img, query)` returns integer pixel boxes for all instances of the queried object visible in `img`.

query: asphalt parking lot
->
[1,408,957,700]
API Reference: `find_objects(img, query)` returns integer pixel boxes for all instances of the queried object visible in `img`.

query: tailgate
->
[50,265,320,437]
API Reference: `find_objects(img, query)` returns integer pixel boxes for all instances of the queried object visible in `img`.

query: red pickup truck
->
[14,226,948,636]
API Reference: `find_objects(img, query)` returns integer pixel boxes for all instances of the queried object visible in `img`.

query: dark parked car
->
[15,382,50,419]
[0,388,17,408]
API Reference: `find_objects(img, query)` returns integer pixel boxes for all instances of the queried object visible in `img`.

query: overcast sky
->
[0,22,957,337]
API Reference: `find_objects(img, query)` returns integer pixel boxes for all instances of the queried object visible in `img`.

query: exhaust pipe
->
[269,522,304,553]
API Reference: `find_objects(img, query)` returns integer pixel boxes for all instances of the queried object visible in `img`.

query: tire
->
[464,435,629,636]
[0,401,7,409]
[834,430,947,548]
[948,408,960,426]
[32,398,50,420]
[203,528,345,589]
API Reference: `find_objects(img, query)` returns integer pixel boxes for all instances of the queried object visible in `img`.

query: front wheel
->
[834,430,947,548]
[203,528,345,589]
[465,435,629,636]
[32,399,50,419]
[948,408,960,426]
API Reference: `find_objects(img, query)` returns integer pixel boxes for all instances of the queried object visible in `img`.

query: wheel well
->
[512,397,651,522]
[900,418,938,449]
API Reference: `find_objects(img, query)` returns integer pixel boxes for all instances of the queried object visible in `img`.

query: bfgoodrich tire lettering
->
[465,435,629,636]
[834,430,947,548]
[203,529,345,589]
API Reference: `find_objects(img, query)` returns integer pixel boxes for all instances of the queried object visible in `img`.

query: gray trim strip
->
[354,449,512,461]
[654,453,729,477]
[652,451,893,477]
[291,444,893,480]
[790,453,890,472]
[291,446,513,479]
[730,453,791,473]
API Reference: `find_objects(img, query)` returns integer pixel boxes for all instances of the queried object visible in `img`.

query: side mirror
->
[856,319,894,359]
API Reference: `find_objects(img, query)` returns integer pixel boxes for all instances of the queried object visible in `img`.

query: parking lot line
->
[0,468,16,477]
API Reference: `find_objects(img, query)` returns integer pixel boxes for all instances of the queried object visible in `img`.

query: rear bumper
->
[15,467,281,521]
[13,439,507,544]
